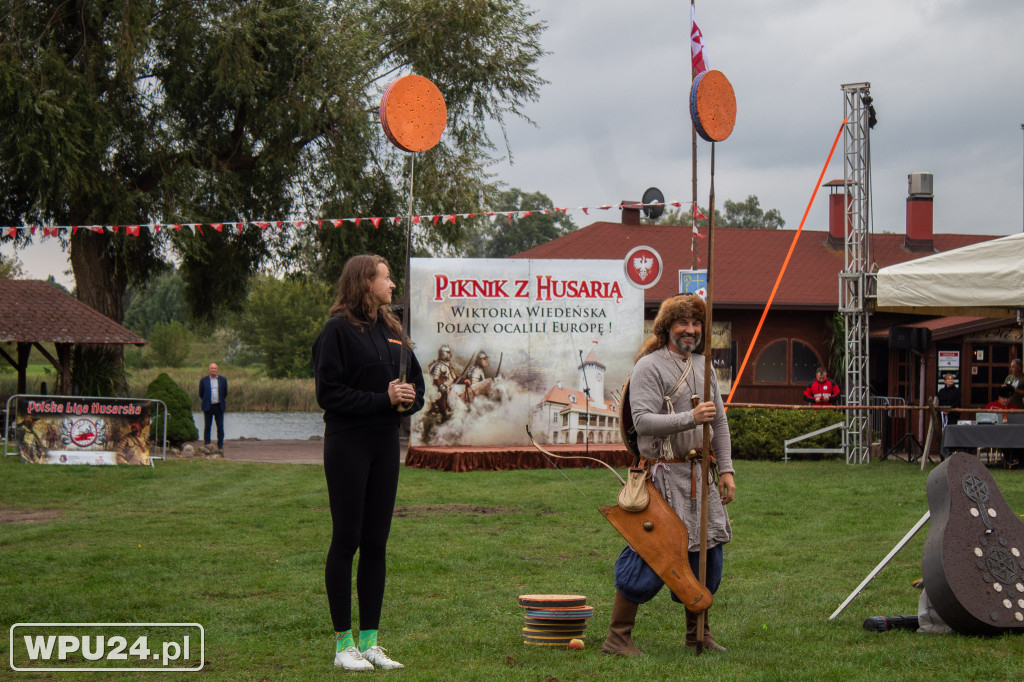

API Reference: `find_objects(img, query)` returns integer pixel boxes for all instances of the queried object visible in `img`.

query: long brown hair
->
[634,294,706,362]
[329,254,405,341]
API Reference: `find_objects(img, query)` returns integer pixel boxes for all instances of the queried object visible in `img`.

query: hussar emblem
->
[633,256,655,281]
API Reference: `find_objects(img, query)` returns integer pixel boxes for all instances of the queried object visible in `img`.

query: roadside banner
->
[14,396,153,465]
[410,258,644,447]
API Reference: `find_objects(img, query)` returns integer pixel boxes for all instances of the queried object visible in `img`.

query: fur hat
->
[654,294,706,330]
[635,294,707,361]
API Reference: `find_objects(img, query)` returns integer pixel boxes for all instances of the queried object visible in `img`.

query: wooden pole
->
[696,141,716,654]
[690,0,698,270]
[398,153,416,385]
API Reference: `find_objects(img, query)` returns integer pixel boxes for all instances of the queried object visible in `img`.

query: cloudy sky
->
[5,0,1024,288]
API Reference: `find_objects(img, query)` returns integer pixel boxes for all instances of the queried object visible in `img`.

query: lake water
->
[192,411,324,441]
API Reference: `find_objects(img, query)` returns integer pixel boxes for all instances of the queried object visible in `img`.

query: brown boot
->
[601,590,645,656]
[685,609,727,652]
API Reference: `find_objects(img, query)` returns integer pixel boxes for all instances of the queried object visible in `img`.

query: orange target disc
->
[380,75,447,153]
[689,70,736,142]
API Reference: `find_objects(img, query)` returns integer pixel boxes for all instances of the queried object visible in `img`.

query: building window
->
[969,343,1013,405]
[755,339,824,384]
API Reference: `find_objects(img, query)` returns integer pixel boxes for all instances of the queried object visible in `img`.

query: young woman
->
[312,254,425,671]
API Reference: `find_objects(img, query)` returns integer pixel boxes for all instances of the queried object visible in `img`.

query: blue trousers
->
[614,543,724,605]
[203,404,224,447]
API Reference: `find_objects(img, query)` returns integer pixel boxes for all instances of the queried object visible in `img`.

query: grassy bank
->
[2,457,1023,680]
[1,365,316,412]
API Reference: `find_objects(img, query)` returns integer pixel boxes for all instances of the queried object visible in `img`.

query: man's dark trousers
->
[204,404,224,449]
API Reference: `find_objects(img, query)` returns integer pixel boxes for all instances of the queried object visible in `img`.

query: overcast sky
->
[5,0,1024,288]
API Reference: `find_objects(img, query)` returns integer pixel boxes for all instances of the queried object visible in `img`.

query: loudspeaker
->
[911,327,931,351]
[889,326,913,350]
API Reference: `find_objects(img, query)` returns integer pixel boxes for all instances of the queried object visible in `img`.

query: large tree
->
[0,0,544,393]
[461,188,576,258]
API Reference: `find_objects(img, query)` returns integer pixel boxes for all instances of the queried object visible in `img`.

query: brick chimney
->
[905,172,934,252]
[620,201,641,226]
[822,180,849,250]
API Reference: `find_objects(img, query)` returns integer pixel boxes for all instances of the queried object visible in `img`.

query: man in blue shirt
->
[199,363,228,449]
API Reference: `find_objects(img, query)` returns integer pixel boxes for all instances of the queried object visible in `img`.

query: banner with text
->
[15,398,153,465]
[410,258,644,447]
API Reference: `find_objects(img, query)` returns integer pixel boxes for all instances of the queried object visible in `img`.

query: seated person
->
[804,367,841,405]
[936,373,961,427]
[984,385,1015,421]
[984,385,1021,468]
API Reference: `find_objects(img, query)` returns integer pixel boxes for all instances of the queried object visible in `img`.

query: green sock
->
[358,629,378,652]
[336,630,354,652]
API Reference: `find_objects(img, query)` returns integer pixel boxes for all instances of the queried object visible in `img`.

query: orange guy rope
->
[724,118,848,407]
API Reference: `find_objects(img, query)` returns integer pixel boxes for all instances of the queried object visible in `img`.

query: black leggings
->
[323,423,400,632]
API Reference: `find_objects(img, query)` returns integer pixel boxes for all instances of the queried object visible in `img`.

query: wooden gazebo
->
[0,280,147,395]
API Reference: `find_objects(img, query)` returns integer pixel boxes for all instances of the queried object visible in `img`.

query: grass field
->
[2,456,1023,681]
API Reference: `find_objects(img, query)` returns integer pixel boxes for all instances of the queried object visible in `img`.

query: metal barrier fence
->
[4,394,168,466]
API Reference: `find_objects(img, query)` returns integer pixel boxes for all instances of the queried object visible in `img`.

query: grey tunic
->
[630,346,734,551]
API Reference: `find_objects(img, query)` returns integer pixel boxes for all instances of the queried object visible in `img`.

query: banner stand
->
[4,394,167,467]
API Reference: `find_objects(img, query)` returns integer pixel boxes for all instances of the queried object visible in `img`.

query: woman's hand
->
[388,379,417,406]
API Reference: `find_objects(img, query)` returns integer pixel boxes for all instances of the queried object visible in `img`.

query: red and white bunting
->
[0,200,701,238]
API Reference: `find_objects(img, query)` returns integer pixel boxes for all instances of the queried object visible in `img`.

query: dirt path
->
[181,437,409,465]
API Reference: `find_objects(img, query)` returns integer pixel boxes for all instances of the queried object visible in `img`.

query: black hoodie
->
[312,311,425,435]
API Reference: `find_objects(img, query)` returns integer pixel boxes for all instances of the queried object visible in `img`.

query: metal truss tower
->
[840,82,872,465]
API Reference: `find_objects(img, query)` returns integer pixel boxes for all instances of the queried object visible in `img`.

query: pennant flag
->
[691,5,709,75]
[582,207,589,215]
[332,219,343,228]
[432,215,440,226]
[293,220,303,228]
[153,223,162,233]
[257,222,270,230]
[126,225,140,236]
[370,217,382,229]
[413,215,421,224]
[210,223,223,232]
[172,224,182,231]
[43,226,59,237]
[7,226,18,237]
[355,218,362,227]
[91,226,105,233]
[693,203,707,220]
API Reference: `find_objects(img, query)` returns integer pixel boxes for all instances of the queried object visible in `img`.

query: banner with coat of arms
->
[15,398,152,465]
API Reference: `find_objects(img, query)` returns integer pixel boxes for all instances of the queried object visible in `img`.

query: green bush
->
[146,372,198,445]
[149,321,191,368]
[728,407,844,460]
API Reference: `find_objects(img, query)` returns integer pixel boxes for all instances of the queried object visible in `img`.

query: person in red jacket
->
[804,367,841,405]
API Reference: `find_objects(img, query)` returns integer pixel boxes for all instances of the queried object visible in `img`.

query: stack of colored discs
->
[518,594,593,646]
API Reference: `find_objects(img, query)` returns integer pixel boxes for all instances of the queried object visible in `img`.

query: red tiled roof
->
[580,347,605,369]
[0,280,147,344]
[538,383,617,415]
[515,223,996,309]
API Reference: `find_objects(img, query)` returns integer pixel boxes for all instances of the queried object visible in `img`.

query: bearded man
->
[602,294,736,656]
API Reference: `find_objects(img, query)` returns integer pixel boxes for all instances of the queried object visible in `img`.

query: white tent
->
[875,232,1024,319]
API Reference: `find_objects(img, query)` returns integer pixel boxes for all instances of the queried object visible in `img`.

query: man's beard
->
[670,333,701,353]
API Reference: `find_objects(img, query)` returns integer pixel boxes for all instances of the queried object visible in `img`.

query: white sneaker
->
[361,645,405,670]
[334,646,373,671]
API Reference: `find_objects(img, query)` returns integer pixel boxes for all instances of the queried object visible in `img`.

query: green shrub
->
[149,321,191,368]
[728,407,844,460]
[146,372,198,445]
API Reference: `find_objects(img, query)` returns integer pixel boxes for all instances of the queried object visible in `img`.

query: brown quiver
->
[922,452,1024,636]
[601,479,712,613]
